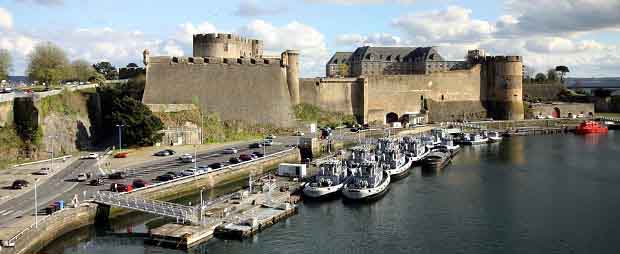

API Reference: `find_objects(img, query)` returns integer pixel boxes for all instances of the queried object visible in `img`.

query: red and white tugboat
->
[575,121,608,134]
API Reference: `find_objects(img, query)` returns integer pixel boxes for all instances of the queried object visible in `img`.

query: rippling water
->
[42,133,620,254]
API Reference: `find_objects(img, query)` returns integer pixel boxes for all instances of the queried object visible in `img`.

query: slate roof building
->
[326,46,469,77]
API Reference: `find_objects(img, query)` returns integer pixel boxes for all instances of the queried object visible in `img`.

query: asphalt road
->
[0,136,300,226]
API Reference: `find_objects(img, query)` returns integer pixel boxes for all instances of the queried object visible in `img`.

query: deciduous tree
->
[26,42,70,89]
[0,49,12,81]
[92,61,118,80]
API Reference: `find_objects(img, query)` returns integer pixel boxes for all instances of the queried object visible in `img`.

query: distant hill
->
[6,76,28,84]
[566,77,620,88]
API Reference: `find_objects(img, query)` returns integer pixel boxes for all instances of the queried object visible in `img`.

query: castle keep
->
[143,33,524,127]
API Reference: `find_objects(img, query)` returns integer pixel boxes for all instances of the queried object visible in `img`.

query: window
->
[224,43,229,52]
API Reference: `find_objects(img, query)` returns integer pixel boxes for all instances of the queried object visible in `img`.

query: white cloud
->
[0,8,13,30]
[235,0,286,17]
[13,0,63,6]
[176,22,217,44]
[305,0,416,4]
[336,33,402,46]
[392,6,494,43]
[238,20,329,76]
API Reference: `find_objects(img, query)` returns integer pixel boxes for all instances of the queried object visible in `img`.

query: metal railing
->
[93,191,198,224]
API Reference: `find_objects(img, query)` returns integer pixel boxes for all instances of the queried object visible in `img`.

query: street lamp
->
[116,124,125,153]
[48,135,57,172]
[34,178,39,228]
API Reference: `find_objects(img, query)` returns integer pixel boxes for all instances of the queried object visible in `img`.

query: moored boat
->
[342,161,390,201]
[436,136,460,157]
[460,133,489,145]
[303,159,350,199]
[487,131,503,143]
[376,137,412,181]
[575,121,608,134]
[402,136,431,163]
[421,147,451,171]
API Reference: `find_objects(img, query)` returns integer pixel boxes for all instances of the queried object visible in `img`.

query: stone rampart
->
[143,57,296,127]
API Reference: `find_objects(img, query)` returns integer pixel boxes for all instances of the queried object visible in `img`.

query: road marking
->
[0,210,14,216]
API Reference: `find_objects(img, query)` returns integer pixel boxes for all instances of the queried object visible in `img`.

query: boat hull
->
[385,158,413,181]
[303,182,344,199]
[421,153,451,171]
[342,172,391,201]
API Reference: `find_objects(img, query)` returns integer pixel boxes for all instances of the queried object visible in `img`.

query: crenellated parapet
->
[148,56,282,66]
[193,33,263,59]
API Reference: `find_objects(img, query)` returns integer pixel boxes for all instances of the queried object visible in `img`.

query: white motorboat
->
[487,131,503,143]
[303,159,350,199]
[460,133,489,145]
[377,137,412,180]
[342,161,390,201]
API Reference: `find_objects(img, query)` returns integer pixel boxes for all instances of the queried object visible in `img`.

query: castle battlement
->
[484,55,522,62]
[149,56,282,66]
[193,33,261,44]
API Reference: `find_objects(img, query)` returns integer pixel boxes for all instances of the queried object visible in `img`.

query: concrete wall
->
[299,78,364,117]
[523,83,566,101]
[143,57,296,127]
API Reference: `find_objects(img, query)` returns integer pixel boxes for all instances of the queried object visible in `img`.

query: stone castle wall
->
[300,65,488,123]
[143,56,296,127]
[193,33,263,58]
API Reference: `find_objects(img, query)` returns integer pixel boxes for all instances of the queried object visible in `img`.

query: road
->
[0,136,301,226]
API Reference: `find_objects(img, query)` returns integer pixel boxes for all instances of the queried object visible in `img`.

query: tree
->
[71,59,97,82]
[535,73,546,83]
[126,63,139,68]
[555,65,570,83]
[0,49,12,81]
[106,96,164,146]
[92,61,118,80]
[546,68,558,82]
[26,42,71,89]
[523,65,535,81]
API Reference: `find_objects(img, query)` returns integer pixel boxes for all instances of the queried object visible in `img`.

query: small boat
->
[605,121,620,130]
[342,161,390,201]
[402,136,431,163]
[421,135,440,149]
[575,121,608,134]
[303,159,350,199]
[421,148,451,171]
[487,131,503,143]
[460,133,489,145]
[376,138,412,181]
[436,136,460,157]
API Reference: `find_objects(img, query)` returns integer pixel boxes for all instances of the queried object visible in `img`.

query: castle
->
[142,33,524,127]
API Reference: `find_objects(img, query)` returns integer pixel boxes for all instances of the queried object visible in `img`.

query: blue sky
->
[1,0,619,77]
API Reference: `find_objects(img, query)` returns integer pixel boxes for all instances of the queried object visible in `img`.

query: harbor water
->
[42,133,620,254]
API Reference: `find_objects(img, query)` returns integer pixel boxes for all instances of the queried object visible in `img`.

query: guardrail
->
[12,155,73,168]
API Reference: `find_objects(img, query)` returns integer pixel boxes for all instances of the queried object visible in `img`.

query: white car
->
[262,139,273,146]
[38,167,51,175]
[179,153,195,163]
[293,131,304,136]
[577,114,585,118]
[266,134,276,139]
[223,148,238,154]
[87,153,98,159]
[535,115,545,119]
[545,115,554,119]
[76,173,88,182]
[181,167,204,176]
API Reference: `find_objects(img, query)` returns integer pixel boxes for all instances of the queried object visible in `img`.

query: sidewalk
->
[0,156,79,207]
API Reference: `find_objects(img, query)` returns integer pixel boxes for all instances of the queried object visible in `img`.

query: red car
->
[110,183,128,192]
[239,154,253,161]
[132,179,149,188]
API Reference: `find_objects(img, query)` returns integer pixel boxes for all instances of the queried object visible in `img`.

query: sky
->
[0,0,619,78]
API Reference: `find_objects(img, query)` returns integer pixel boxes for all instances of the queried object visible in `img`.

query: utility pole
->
[116,124,125,153]
[194,145,198,171]
[200,187,205,225]
[34,178,39,228]
[49,135,57,171]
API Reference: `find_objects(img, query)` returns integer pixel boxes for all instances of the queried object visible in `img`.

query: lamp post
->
[48,135,57,171]
[199,187,206,225]
[34,178,39,228]
[116,124,125,153]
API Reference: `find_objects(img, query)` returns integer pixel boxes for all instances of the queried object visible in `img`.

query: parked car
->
[266,134,276,139]
[252,151,264,158]
[350,127,360,133]
[109,183,128,192]
[87,153,99,159]
[36,167,51,175]
[89,178,104,186]
[132,179,149,188]
[76,173,88,182]
[229,157,241,164]
[108,172,126,179]
[223,148,238,154]
[179,153,195,163]
[165,171,182,178]
[181,167,202,176]
[114,152,129,158]
[249,143,263,148]
[156,174,175,182]
[239,154,253,161]
[198,165,211,172]
[577,113,585,118]
[293,131,304,136]
[208,162,223,169]
[154,149,176,156]
[11,179,29,189]
[262,139,273,146]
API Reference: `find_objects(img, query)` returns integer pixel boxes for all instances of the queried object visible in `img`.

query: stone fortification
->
[142,52,299,127]
[481,55,525,120]
[193,33,263,59]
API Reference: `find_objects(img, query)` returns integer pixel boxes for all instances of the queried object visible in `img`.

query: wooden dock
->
[501,126,574,137]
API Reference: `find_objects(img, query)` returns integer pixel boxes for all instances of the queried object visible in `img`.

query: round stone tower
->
[493,56,524,120]
[192,33,263,58]
[284,50,300,105]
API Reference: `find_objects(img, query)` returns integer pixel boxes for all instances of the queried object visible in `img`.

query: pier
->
[145,175,303,249]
